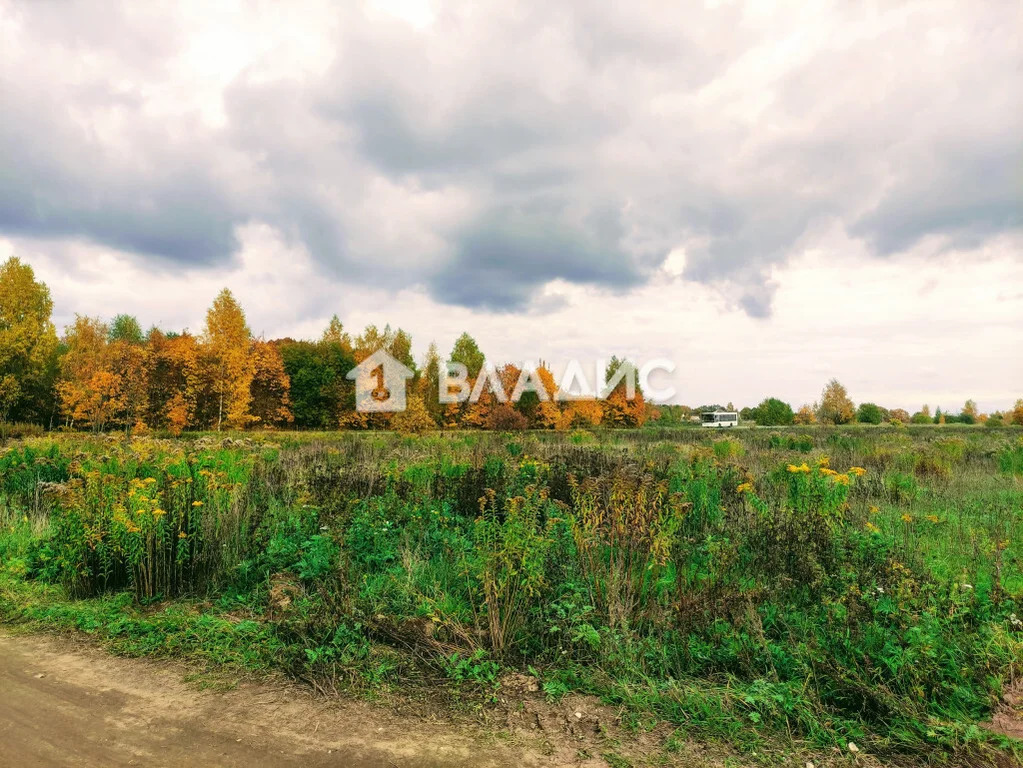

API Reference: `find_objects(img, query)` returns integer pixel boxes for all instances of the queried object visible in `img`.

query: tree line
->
[732,380,1023,427]
[2,257,1019,433]
[0,257,646,433]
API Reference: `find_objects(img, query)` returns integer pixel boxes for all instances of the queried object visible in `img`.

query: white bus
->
[701,411,739,428]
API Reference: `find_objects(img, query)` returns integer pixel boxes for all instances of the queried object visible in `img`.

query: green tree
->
[959,399,978,425]
[108,314,144,345]
[751,397,794,426]
[450,332,485,379]
[856,402,884,424]
[321,314,352,353]
[0,257,58,422]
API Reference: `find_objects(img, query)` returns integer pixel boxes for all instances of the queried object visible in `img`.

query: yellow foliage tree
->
[391,394,436,434]
[0,257,58,422]
[249,340,293,428]
[1011,399,1023,426]
[109,338,149,432]
[816,379,855,425]
[202,289,254,431]
[794,404,817,425]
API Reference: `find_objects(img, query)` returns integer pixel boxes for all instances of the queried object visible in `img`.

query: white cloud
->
[0,0,1019,412]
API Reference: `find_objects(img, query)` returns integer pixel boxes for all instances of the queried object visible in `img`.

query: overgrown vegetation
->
[1,427,1021,764]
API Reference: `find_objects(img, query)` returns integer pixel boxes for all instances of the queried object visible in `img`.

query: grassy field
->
[1,426,1021,765]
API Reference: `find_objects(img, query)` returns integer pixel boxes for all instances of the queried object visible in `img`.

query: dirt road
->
[0,631,541,768]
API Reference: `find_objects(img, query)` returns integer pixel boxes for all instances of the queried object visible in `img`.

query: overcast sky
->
[1,0,1020,412]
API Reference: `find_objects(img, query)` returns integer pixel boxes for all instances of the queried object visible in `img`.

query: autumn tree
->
[960,399,979,425]
[145,329,201,435]
[109,336,149,431]
[391,394,436,434]
[201,289,254,431]
[1010,399,1023,426]
[58,316,122,430]
[601,357,646,427]
[910,405,932,424]
[816,379,855,425]
[417,342,445,424]
[0,256,58,422]
[321,314,352,354]
[249,339,293,428]
[888,408,910,424]
[794,404,817,425]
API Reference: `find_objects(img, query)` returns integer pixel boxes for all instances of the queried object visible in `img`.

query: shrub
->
[751,397,794,426]
[856,402,884,424]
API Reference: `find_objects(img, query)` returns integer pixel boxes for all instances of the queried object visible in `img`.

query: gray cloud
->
[430,204,644,309]
[0,0,1019,316]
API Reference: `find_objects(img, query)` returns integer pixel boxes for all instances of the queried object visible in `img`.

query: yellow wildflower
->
[819,467,838,476]
[144,477,157,484]
[787,463,811,474]
[869,505,879,515]
[178,531,187,539]
[865,521,880,533]
[925,514,939,524]
[833,474,850,486]
[901,513,913,523]
[153,508,166,518]
[849,466,867,477]
[736,482,754,494]
[192,500,204,507]
[817,456,830,467]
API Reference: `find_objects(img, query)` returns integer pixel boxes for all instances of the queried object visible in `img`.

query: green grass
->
[0,427,1021,765]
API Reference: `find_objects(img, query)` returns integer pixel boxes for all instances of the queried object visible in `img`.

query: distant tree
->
[108,314,144,345]
[910,405,932,424]
[739,406,755,421]
[389,327,416,372]
[794,403,817,425]
[450,332,485,380]
[278,335,355,428]
[933,407,944,425]
[321,314,352,353]
[145,330,200,434]
[888,408,910,424]
[751,397,794,426]
[249,340,292,428]
[201,289,253,431]
[856,402,884,425]
[58,316,121,431]
[1010,399,1023,426]
[958,399,978,425]
[601,357,645,427]
[109,336,149,431]
[391,394,436,434]
[417,342,444,424]
[817,379,855,425]
[488,403,528,431]
[695,404,725,414]
[0,256,58,422]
